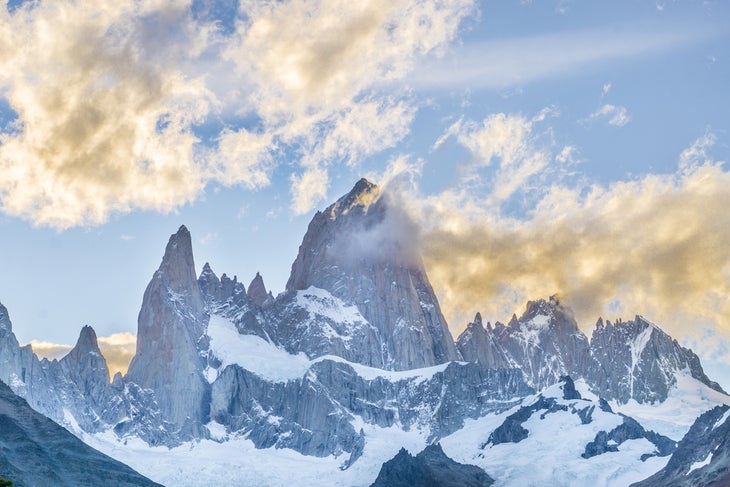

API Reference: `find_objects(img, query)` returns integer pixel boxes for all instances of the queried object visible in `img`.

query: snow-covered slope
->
[441,378,676,487]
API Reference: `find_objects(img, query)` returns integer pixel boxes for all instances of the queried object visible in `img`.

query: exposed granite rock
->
[458,299,723,404]
[632,405,730,487]
[458,297,593,392]
[285,178,459,370]
[125,225,211,438]
[262,288,387,368]
[456,313,511,369]
[209,358,531,463]
[582,415,675,459]
[247,272,271,307]
[588,315,723,404]
[371,443,493,487]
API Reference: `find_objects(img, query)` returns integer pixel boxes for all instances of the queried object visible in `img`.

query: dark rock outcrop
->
[633,405,730,486]
[0,379,160,487]
[582,415,675,459]
[370,443,493,487]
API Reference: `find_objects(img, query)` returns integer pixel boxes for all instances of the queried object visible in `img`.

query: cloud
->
[29,340,72,361]
[0,1,214,228]
[29,332,135,378]
[586,104,631,127]
[432,109,566,210]
[410,20,722,91]
[97,332,136,378]
[227,0,471,213]
[0,0,474,226]
[411,130,730,348]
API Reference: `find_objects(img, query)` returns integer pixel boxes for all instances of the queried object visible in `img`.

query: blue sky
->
[0,0,729,382]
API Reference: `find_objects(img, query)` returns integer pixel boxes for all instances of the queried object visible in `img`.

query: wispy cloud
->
[410,20,723,91]
[586,104,631,127]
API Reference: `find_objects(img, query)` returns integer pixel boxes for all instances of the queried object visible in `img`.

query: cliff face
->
[286,178,458,370]
[125,225,210,436]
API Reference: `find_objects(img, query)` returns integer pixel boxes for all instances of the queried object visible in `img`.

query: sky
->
[0,0,729,382]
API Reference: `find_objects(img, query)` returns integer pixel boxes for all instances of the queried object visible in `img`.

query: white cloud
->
[601,82,612,97]
[0,0,475,226]
[434,110,568,209]
[587,103,631,127]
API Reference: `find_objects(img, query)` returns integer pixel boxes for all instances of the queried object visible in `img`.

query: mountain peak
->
[75,325,99,352]
[247,272,269,307]
[0,301,12,333]
[329,178,380,218]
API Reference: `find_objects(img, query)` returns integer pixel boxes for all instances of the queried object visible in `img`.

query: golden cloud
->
[97,332,137,379]
[416,130,730,343]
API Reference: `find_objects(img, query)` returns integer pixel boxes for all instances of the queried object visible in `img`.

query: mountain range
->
[0,178,728,486]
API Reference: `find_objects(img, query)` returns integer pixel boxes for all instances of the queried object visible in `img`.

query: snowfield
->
[72,374,730,487]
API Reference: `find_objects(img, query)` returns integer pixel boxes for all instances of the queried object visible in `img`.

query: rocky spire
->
[0,302,12,334]
[157,225,204,313]
[285,178,458,370]
[60,325,112,405]
[456,312,511,369]
[247,272,269,307]
[125,225,210,436]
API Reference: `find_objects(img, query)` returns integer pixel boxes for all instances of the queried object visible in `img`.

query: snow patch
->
[207,314,452,386]
[614,371,730,440]
[312,354,452,385]
[688,451,713,474]
[529,314,551,328]
[713,408,730,430]
[296,287,368,328]
[207,315,311,382]
[441,390,667,487]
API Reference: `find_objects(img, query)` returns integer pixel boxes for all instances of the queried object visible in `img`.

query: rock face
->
[125,225,211,437]
[458,297,592,392]
[457,298,723,404]
[371,443,494,487]
[588,315,723,404]
[209,356,531,464]
[633,405,730,487]
[0,379,160,487]
[286,178,459,370]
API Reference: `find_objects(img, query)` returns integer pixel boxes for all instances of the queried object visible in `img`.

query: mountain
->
[371,443,494,487]
[456,297,723,405]
[588,315,723,404]
[632,405,730,487]
[286,178,459,370]
[440,377,680,486]
[0,378,160,487]
[0,178,728,486]
[458,296,592,390]
[125,225,211,440]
